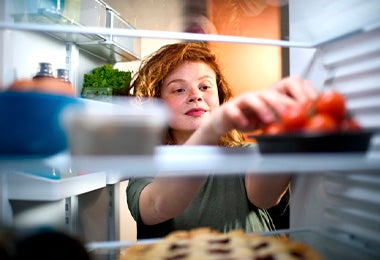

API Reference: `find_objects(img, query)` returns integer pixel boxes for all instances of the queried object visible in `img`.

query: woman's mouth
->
[185,108,207,117]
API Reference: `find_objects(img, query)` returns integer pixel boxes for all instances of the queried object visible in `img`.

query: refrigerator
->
[0,0,379,259]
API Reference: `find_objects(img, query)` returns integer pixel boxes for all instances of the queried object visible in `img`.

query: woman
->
[127,42,318,239]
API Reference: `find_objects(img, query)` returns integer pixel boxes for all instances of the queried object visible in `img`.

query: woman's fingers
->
[257,89,296,115]
[217,93,279,131]
[270,76,318,103]
[214,76,319,133]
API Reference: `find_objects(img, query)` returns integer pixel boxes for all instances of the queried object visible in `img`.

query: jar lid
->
[57,69,70,81]
[35,62,53,77]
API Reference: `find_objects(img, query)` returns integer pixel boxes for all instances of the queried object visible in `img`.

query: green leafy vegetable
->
[81,64,132,96]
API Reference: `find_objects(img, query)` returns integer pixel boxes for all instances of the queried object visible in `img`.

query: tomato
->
[340,117,362,132]
[316,90,346,123]
[304,114,338,133]
[281,102,313,132]
[263,122,285,135]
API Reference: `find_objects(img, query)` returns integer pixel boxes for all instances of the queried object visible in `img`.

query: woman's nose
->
[187,88,203,103]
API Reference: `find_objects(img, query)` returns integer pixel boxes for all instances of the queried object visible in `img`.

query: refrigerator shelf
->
[6,171,106,201]
[1,19,380,50]
[11,9,140,63]
[1,147,380,183]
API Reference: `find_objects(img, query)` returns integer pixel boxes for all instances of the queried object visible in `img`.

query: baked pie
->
[119,228,323,260]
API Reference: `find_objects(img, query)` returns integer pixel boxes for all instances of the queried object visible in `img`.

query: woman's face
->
[161,61,220,142]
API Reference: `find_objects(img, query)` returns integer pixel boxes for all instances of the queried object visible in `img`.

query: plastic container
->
[12,0,66,14]
[12,0,79,24]
[62,97,169,156]
[12,0,105,27]
[81,87,113,101]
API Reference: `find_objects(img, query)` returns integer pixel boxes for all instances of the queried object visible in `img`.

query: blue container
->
[0,91,82,156]
[13,0,66,14]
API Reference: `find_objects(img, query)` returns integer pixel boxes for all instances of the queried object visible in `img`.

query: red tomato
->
[304,114,338,133]
[341,117,362,132]
[316,90,346,123]
[281,102,313,132]
[264,122,285,135]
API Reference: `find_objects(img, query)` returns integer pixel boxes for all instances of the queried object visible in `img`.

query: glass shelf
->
[10,9,140,63]
[6,171,106,201]
[1,147,380,184]
[1,20,380,52]
[5,0,380,48]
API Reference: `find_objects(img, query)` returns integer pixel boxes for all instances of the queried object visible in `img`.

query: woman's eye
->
[174,88,185,93]
[200,85,210,90]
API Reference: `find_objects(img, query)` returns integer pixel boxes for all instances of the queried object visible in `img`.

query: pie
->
[119,228,323,260]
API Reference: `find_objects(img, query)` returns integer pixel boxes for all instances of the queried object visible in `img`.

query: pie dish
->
[119,228,323,260]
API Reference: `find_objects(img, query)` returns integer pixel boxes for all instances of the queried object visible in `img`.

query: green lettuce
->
[81,64,132,96]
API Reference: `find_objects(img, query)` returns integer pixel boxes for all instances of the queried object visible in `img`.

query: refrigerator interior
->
[0,0,380,259]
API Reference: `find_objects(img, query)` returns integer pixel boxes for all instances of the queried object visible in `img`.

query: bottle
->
[56,68,70,82]
[32,63,75,96]
[33,62,54,79]
[56,68,75,95]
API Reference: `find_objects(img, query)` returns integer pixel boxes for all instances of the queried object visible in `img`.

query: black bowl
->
[250,131,374,154]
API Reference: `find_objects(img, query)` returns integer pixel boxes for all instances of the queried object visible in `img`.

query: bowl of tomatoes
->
[251,90,374,153]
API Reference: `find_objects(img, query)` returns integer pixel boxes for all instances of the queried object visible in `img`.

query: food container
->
[251,131,374,154]
[11,0,106,27]
[81,87,113,101]
[12,0,66,15]
[12,0,80,24]
[0,91,83,156]
[61,98,169,156]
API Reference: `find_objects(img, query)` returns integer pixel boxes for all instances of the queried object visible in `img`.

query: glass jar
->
[56,68,70,82]
[33,62,54,79]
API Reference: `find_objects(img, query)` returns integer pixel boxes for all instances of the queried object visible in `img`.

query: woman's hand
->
[269,76,318,104]
[187,76,318,145]
[213,76,318,133]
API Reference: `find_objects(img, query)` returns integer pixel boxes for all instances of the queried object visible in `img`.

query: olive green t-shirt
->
[127,173,275,239]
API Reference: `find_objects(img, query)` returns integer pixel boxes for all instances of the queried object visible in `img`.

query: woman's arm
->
[139,175,205,225]
[245,174,291,209]
[139,76,317,224]
[187,76,316,208]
